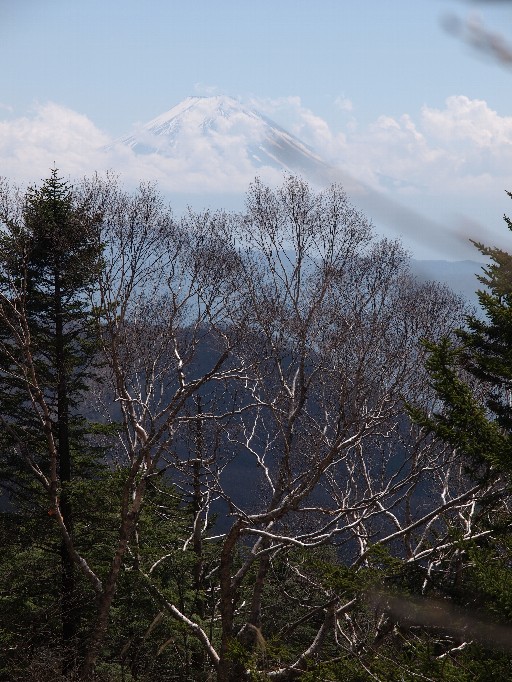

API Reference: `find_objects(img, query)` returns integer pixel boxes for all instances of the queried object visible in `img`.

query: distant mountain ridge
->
[411,259,484,307]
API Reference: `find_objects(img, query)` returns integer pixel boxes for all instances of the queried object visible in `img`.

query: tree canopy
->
[1,172,511,681]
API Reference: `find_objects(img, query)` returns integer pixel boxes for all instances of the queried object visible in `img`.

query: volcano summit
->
[113,95,332,184]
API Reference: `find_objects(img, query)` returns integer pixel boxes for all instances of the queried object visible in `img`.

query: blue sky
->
[1,0,512,258]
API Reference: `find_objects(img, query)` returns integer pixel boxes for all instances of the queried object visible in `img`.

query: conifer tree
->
[405,195,512,677]
[411,192,512,477]
[0,169,103,673]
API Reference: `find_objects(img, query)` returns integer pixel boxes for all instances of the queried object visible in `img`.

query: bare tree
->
[132,177,493,681]
[1,172,498,680]
[75,175,250,678]
[0,173,245,679]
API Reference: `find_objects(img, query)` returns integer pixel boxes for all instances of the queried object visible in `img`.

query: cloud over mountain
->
[251,95,512,200]
[1,93,511,258]
[108,95,333,191]
[2,94,511,202]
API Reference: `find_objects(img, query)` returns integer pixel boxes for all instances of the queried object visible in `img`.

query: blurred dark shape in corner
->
[441,7,512,68]
[368,589,512,653]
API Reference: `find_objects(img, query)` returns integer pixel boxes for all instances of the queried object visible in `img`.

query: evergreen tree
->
[410,193,512,477]
[404,193,512,676]
[0,169,103,674]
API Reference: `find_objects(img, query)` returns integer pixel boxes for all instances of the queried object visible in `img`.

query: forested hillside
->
[1,172,511,682]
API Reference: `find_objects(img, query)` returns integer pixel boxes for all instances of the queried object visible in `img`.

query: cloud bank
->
[1,95,510,258]
[2,95,511,200]
[0,103,110,183]
[253,94,512,200]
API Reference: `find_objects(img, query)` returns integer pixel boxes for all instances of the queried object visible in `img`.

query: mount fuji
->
[111,95,334,185]
[106,96,479,267]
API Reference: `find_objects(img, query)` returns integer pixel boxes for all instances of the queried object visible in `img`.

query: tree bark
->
[80,472,146,680]
[55,268,78,676]
[216,520,244,682]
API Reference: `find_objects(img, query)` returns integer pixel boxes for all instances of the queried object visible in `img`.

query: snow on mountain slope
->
[112,95,333,184]
[106,96,473,262]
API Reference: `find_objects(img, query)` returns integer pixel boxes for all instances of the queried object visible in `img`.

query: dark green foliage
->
[410,194,512,477]
[0,170,105,675]
[409,337,511,479]
[0,471,205,681]
[0,169,104,497]
[402,193,512,681]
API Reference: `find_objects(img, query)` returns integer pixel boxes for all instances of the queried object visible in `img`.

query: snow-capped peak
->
[114,95,332,182]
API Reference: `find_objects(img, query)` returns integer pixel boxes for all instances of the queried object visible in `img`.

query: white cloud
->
[331,95,512,199]
[0,100,283,194]
[420,95,512,146]
[249,95,348,158]
[3,95,512,211]
[0,102,110,184]
[253,94,512,200]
